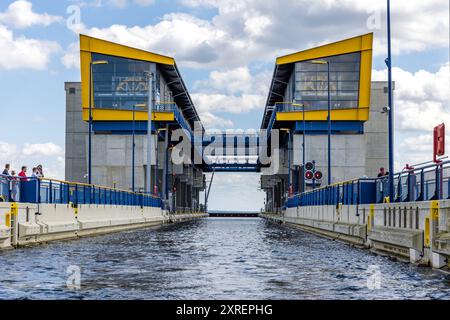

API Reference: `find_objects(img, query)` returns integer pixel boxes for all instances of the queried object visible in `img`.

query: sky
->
[0,0,449,210]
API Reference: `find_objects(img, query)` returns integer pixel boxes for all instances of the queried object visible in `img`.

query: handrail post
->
[435,165,442,200]
[49,180,53,204]
[66,182,70,205]
[37,179,41,204]
[75,184,78,205]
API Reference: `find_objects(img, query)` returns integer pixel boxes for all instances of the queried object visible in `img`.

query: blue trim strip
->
[294,121,364,134]
[92,121,157,134]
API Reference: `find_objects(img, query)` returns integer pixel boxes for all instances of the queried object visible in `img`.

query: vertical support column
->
[163,124,169,202]
[146,63,156,194]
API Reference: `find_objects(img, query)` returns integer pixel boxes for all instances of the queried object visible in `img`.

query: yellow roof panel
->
[79,34,175,65]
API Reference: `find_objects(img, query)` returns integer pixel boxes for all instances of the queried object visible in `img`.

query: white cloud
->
[0,142,65,179]
[108,0,128,7]
[134,0,155,5]
[72,0,155,7]
[194,67,269,108]
[190,67,271,126]
[192,93,266,115]
[372,63,450,132]
[206,172,265,210]
[69,0,449,70]
[61,42,80,69]
[373,62,450,169]
[200,112,234,129]
[22,143,64,157]
[0,25,60,70]
[0,1,63,29]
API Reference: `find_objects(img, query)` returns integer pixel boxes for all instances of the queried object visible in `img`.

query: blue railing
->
[286,161,450,208]
[266,102,304,136]
[0,175,162,208]
[155,102,194,137]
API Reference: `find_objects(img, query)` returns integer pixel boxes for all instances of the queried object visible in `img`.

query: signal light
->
[305,171,314,180]
[314,171,323,180]
[305,162,314,171]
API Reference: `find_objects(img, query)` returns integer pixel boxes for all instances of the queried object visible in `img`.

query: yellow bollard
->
[430,200,439,220]
[425,215,431,247]
[426,200,439,248]
[10,202,18,216]
[368,204,375,231]
[5,212,11,228]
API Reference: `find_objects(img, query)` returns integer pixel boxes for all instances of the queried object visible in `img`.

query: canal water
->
[1,218,450,300]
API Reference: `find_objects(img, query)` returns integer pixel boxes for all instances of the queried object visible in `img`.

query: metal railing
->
[266,102,304,134]
[286,161,450,208]
[0,175,162,208]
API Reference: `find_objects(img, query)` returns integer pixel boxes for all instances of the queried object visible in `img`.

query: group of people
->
[1,164,45,202]
[2,163,44,180]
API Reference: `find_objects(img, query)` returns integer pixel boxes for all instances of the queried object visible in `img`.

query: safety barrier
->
[287,161,450,208]
[0,175,162,208]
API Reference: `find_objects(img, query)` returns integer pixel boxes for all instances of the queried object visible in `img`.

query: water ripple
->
[0,218,449,299]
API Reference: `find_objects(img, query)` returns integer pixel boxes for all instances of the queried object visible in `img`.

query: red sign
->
[434,123,445,163]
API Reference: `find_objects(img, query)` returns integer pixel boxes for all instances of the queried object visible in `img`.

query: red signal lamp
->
[314,171,323,180]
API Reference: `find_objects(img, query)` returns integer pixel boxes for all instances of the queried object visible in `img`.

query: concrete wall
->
[262,199,450,269]
[0,202,207,249]
[291,81,389,183]
[293,134,366,183]
[364,81,390,177]
[90,134,156,191]
[65,82,87,183]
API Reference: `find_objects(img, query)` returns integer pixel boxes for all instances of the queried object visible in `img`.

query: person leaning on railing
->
[18,166,28,182]
[2,163,10,176]
[9,171,19,202]
[37,164,44,178]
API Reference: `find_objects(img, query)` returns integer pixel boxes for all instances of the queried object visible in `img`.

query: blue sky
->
[0,0,449,210]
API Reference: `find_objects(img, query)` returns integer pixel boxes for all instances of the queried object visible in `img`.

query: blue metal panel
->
[294,121,364,134]
[359,180,376,204]
[20,180,39,203]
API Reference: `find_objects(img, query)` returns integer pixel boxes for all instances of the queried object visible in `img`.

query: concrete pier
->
[0,202,206,249]
[261,200,450,270]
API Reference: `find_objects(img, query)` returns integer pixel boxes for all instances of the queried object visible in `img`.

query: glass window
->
[92,53,153,110]
[294,52,361,111]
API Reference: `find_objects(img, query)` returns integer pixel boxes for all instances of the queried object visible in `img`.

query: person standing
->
[377,167,385,178]
[36,164,44,178]
[2,164,10,176]
[18,166,28,182]
[10,170,19,202]
[31,167,39,178]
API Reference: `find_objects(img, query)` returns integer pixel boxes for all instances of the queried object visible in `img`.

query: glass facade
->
[92,53,160,110]
[294,52,361,111]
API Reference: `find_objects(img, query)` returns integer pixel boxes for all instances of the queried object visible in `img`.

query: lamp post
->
[132,104,147,193]
[88,60,108,185]
[386,0,395,202]
[280,128,291,197]
[155,128,168,198]
[299,103,306,193]
[145,70,155,194]
[311,59,331,185]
